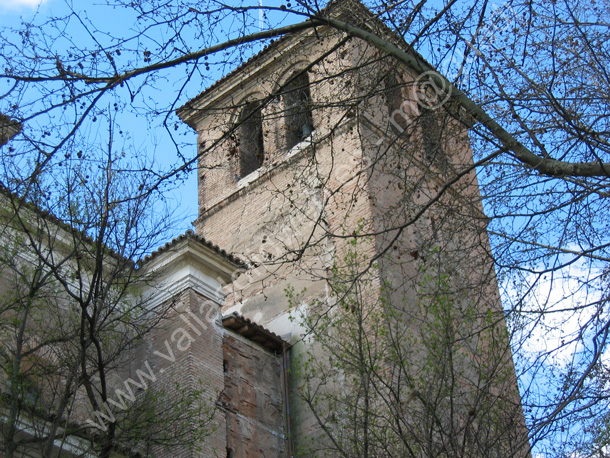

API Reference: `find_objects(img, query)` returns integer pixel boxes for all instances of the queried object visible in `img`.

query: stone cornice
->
[139,235,244,309]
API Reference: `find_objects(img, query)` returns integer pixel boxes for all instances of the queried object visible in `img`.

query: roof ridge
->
[139,228,246,267]
[222,312,288,353]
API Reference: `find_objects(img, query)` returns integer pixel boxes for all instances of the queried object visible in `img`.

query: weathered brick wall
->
[183,21,528,456]
[190,35,384,337]
[222,334,285,458]
[187,36,406,454]
[357,70,529,453]
[141,289,227,458]
[131,286,290,458]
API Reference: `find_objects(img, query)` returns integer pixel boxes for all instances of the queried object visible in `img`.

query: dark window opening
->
[283,72,314,150]
[226,448,234,458]
[5,377,40,407]
[384,72,409,134]
[238,101,264,178]
[420,107,443,161]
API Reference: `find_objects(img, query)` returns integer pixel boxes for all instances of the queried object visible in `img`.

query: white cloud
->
[0,0,49,10]
[505,254,605,368]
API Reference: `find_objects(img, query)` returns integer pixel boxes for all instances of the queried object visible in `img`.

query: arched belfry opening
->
[283,71,314,150]
[420,106,444,162]
[384,71,409,134]
[238,100,265,178]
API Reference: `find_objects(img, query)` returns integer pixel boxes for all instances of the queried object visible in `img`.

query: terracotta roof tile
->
[139,229,246,267]
[222,312,288,353]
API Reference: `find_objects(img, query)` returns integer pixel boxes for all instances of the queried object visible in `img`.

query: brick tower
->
[177,1,529,456]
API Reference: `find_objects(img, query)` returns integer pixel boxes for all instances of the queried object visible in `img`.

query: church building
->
[0,1,529,457]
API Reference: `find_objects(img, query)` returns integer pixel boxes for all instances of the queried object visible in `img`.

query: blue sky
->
[0,0,201,237]
[0,0,47,10]
[0,0,289,240]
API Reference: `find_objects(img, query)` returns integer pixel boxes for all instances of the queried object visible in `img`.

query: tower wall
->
[189,33,383,338]
[179,19,529,455]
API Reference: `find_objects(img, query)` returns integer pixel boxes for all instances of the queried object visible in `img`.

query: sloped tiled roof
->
[1,184,244,270]
[0,183,134,265]
[139,229,246,267]
[222,312,288,353]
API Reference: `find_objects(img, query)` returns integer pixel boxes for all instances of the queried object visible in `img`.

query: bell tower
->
[177,22,486,337]
[177,1,529,455]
